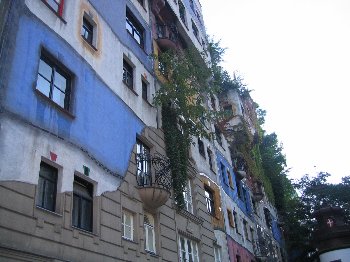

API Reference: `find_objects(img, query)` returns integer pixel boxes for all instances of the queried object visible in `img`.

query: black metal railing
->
[136,153,172,191]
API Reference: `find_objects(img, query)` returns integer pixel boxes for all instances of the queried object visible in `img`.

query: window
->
[207,148,213,170]
[81,16,93,45]
[189,0,195,11]
[227,209,235,228]
[264,208,272,229]
[136,139,151,186]
[224,105,233,117]
[233,212,239,233]
[215,126,222,146]
[122,210,134,240]
[214,246,222,262]
[72,176,93,232]
[178,1,186,25]
[179,236,199,262]
[236,178,243,198]
[198,138,205,158]
[243,220,249,241]
[36,51,71,110]
[123,59,134,89]
[42,0,64,16]
[220,163,226,183]
[183,180,193,213]
[36,162,58,212]
[192,20,199,40]
[144,212,156,254]
[236,255,241,262]
[142,78,148,101]
[126,10,144,48]
[227,169,234,189]
[205,187,215,216]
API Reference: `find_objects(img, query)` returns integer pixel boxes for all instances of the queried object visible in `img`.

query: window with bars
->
[36,51,72,110]
[183,180,193,213]
[122,210,134,240]
[126,10,144,48]
[144,212,156,253]
[36,162,58,212]
[179,236,199,262]
[123,59,134,89]
[72,176,93,232]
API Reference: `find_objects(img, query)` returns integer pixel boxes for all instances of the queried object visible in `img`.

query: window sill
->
[41,0,67,24]
[36,205,63,217]
[72,226,96,236]
[122,237,138,244]
[34,88,75,119]
[143,98,154,107]
[177,209,203,225]
[123,82,139,96]
[145,250,157,257]
[81,36,98,52]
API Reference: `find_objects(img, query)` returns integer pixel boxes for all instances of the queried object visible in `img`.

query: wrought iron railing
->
[136,153,172,191]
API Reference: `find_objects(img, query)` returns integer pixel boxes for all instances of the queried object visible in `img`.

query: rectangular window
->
[179,236,199,262]
[37,162,58,212]
[183,180,193,213]
[144,212,156,254]
[192,20,199,40]
[227,209,235,228]
[243,220,249,240]
[36,51,71,110]
[215,126,222,146]
[236,255,241,262]
[122,210,134,240]
[233,211,239,233]
[142,78,148,101]
[72,176,93,232]
[43,0,64,16]
[205,186,215,216]
[136,139,151,186]
[214,246,222,262]
[126,10,144,48]
[198,138,205,158]
[123,59,134,89]
[207,148,213,171]
[220,163,226,184]
[178,1,186,25]
[82,16,93,45]
[227,169,234,189]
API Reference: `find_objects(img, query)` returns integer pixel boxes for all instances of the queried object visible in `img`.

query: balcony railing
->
[136,153,172,209]
[156,23,178,50]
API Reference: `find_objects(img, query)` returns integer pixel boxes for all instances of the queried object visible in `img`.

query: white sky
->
[200,0,350,183]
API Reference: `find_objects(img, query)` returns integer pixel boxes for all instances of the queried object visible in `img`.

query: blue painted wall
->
[216,150,254,218]
[3,14,145,176]
[88,0,153,72]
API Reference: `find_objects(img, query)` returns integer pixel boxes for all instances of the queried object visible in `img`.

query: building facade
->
[0,0,285,261]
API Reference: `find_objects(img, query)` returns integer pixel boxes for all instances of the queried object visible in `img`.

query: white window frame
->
[144,212,156,254]
[214,246,222,262]
[122,210,134,241]
[179,236,199,262]
[183,180,193,213]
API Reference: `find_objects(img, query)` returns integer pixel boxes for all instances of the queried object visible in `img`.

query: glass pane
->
[126,20,133,33]
[147,227,154,252]
[81,198,92,231]
[37,75,51,98]
[54,72,67,92]
[134,33,141,45]
[124,213,131,225]
[72,195,80,227]
[39,59,52,79]
[52,87,65,108]
[124,225,132,239]
[43,180,55,211]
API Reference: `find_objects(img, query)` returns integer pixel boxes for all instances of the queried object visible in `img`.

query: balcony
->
[136,153,172,209]
[156,23,178,50]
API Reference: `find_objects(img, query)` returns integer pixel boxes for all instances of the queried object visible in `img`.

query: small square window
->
[82,16,94,45]
[123,59,134,89]
[36,50,72,110]
[72,176,93,232]
[36,162,58,212]
[126,10,144,48]
[122,210,134,240]
[142,78,148,101]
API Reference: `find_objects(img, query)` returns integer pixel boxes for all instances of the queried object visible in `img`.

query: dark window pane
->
[81,198,92,231]
[39,59,53,79]
[52,87,65,108]
[72,194,80,227]
[142,81,148,100]
[37,162,57,211]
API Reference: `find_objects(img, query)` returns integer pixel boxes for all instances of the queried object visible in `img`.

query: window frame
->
[122,210,134,241]
[136,139,151,186]
[36,50,72,111]
[144,212,156,254]
[42,0,65,17]
[123,59,134,89]
[126,10,145,48]
[72,175,94,232]
[179,236,199,262]
[198,138,206,158]
[36,161,58,212]
[178,1,187,26]
[191,20,199,41]
[183,180,193,213]
[204,186,215,216]
[227,209,235,228]
[207,148,214,171]
[141,77,148,101]
[81,13,97,49]
[82,17,94,45]
[214,246,222,262]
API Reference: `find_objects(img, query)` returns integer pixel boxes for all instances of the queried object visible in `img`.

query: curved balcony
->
[136,153,172,209]
[156,24,178,50]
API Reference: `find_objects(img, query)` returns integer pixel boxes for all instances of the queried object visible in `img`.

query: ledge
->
[177,209,203,225]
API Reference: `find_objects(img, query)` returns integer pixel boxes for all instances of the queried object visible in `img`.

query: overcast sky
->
[200,0,350,183]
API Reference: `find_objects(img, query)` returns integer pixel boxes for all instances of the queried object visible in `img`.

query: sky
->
[200,0,350,183]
